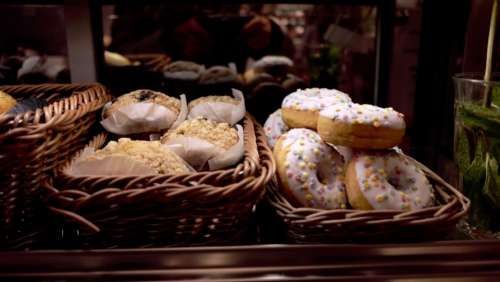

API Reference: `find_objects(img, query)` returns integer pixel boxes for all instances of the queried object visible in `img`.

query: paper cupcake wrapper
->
[101,94,187,135]
[187,89,245,125]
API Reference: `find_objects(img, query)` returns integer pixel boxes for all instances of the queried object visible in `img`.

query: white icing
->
[263,109,289,149]
[282,88,351,112]
[279,128,347,209]
[319,103,406,129]
[252,55,293,69]
[352,150,434,210]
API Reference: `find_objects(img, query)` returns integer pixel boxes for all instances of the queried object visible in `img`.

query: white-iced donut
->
[263,109,289,149]
[345,150,435,210]
[318,103,406,149]
[281,88,351,129]
[274,128,347,209]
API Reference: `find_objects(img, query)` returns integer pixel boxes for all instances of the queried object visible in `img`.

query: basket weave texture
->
[125,53,171,72]
[43,117,275,248]
[267,155,470,243]
[0,84,111,249]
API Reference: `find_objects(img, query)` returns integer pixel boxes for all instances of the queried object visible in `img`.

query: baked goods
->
[263,109,289,149]
[187,89,245,125]
[274,128,347,209]
[199,66,239,86]
[281,88,351,129]
[252,55,293,78]
[0,91,17,114]
[163,60,204,81]
[317,103,405,149]
[104,51,131,67]
[68,138,190,176]
[161,117,244,170]
[345,150,434,210]
[282,74,306,92]
[101,89,187,135]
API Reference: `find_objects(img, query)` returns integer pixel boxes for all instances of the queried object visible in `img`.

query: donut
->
[274,128,347,209]
[345,150,434,210]
[318,103,405,149]
[281,88,351,129]
[263,109,289,149]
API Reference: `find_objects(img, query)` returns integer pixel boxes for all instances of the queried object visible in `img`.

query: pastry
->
[252,55,293,78]
[0,91,16,114]
[345,150,434,210]
[187,89,245,125]
[101,89,187,135]
[281,88,351,129]
[163,60,204,81]
[274,128,347,209]
[161,117,243,170]
[199,66,239,86]
[104,50,131,67]
[71,138,190,176]
[263,109,289,149]
[317,103,405,149]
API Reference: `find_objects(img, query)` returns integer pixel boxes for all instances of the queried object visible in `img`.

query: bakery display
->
[281,88,351,129]
[161,117,244,170]
[274,128,347,209]
[0,91,17,114]
[317,103,406,149]
[68,138,190,176]
[101,89,187,135]
[163,60,204,82]
[199,65,240,86]
[251,55,293,78]
[187,89,245,125]
[345,150,434,211]
[263,109,289,149]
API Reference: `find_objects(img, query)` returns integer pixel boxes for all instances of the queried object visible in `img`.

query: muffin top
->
[88,138,189,174]
[188,95,239,110]
[161,118,238,149]
[199,66,238,84]
[106,89,180,117]
[163,61,203,73]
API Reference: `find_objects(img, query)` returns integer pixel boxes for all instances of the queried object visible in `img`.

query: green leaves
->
[483,154,500,209]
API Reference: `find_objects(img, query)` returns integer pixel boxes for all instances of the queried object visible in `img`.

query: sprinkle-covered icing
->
[282,88,351,112]
[353,150,434,210]
[279,128,347,209]
[264,109,289,149]
[320,103,405,129]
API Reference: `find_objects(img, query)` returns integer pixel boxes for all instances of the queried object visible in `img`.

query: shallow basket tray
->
[266,156,470,243]
[0,84,111,249]
[42,118,275,248]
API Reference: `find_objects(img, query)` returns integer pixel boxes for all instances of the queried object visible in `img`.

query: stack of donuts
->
[264,88,435,211]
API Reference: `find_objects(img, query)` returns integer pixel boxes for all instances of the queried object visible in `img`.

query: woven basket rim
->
[267,155,470,227]
[55,114,263,187]
[0,83,110,135]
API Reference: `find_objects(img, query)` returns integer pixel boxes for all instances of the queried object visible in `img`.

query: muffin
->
[251,55,293,79]
[0,91,17,114]
[70,138,190,176]
[187,90,245,125]
[161,118,243,170]
[163,61,204,81]
[199,66,239,85]
[101,89,187,135]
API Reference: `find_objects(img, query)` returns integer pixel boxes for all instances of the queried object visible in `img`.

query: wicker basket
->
[42,117,275,248]
[0,84,111,249]
[266,156,470,243]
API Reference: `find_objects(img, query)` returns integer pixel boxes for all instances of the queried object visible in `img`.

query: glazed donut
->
[263,109,289,149]
[274,128,347,209]
[318,103,405,149]
[281,88,351,129]
[345,150,434,210]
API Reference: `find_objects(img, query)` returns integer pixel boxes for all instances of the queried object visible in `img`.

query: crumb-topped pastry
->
[162,118,238,150]
[188,95,238,110]
[87,138,190,174]
[187,90,246,125]
[105,89,180,118]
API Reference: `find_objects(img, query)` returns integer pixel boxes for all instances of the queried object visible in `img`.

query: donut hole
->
[316,159,332,185]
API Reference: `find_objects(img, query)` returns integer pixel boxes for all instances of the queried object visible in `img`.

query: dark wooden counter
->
[1,240,500,281]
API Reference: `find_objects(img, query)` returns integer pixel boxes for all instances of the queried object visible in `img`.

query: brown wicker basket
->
[125,53,171,72]
[266,156,470,243]
[42,118,275,248]
[0,84,111,249]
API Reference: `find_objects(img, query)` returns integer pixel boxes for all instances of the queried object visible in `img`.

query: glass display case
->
[1,0,499,280]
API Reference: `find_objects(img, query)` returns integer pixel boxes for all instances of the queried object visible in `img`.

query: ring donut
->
[318,103,405,149]
[263,109,289,149]
[281,88,351,129]
[345,150,435,210]
[274,128,347,209]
